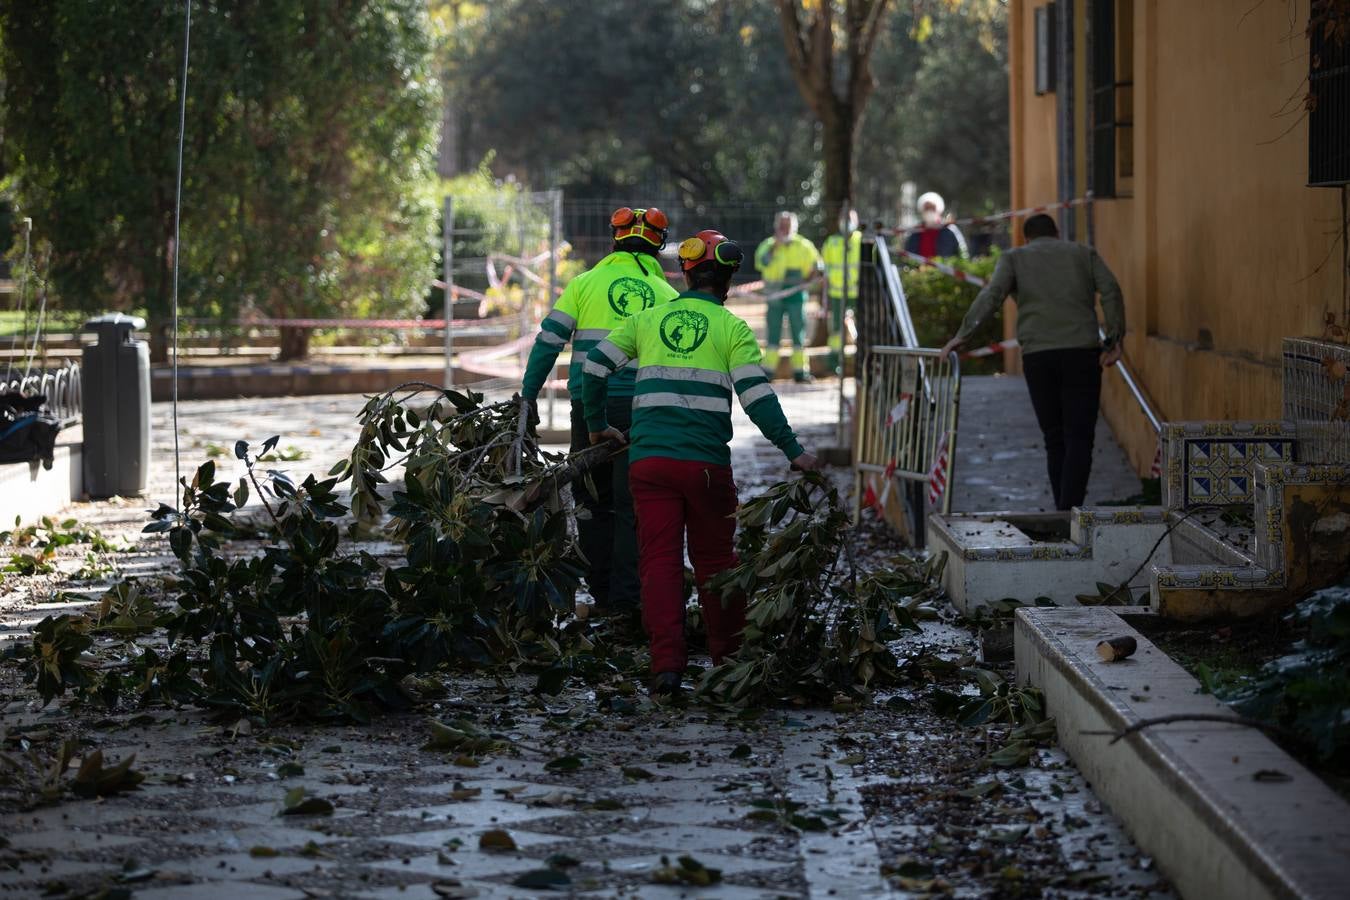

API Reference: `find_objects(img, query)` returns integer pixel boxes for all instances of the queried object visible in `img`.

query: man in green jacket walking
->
[521,207,679,618]
[942,214,1124,510]
[583,229,822,697]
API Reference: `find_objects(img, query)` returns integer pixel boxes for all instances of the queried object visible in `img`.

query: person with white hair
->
[904,191,968,260]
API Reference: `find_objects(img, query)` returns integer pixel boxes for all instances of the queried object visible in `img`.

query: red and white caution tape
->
[896,250,987,287]
[884,393,912,428]
[927,436,950,507]
[878,195,1095,236]
[241,314,509,330]
[960,339,1019,359]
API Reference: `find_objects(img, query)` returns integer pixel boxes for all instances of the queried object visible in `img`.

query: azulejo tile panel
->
[1074,508,1166,529]
[961,544,1090,562]
[1161,421,1297,510]
[1153,564,1283,590]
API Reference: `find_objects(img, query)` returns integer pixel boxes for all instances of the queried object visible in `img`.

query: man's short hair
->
[688,262,735,294]
[1023,214,1059,241]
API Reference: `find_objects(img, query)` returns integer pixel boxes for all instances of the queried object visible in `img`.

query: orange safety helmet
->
[677,230,744,272]
[610,207,669,248]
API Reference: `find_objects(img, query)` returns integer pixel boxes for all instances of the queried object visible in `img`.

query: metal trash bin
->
[82,314,151,498]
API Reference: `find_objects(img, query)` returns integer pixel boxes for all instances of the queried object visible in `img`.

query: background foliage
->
[0,0,441,358]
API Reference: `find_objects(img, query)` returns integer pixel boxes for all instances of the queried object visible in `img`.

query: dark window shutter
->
[1309,23,1350,186]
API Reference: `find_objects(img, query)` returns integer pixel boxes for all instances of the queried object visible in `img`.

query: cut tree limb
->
[1096,636,1138,662]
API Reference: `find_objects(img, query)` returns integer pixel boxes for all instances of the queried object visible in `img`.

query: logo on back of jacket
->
[659,309,710,357]
[608,277,657,317]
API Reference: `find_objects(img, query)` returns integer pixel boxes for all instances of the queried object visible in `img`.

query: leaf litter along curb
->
[5,384,954,728]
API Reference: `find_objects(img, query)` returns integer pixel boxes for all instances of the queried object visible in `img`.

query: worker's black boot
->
[650,671,683,700]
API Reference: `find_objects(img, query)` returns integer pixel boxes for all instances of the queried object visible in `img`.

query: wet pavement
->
[951,375,1142,514]
[1,389,1169,898]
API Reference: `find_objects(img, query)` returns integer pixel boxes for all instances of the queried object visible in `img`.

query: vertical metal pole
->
[836,205,852,447]
[547,189,561,430]
[443,196,455,389]
[517,195,531,375]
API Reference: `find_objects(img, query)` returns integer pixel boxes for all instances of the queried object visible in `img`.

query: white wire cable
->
[170,0,192,498]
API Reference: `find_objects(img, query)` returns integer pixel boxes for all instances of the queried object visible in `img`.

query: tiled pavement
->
[1,386,1167,898]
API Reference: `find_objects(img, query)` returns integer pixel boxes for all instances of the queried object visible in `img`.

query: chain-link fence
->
[440,195,855,445]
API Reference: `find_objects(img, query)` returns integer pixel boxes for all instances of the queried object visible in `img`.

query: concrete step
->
[1015,605,1350,900]
[928,507,1170,612]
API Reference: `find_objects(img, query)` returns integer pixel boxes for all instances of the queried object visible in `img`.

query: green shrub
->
[899,253,1003,374]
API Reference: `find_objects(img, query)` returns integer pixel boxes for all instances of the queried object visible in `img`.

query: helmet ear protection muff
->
[678,231,743,271]
[610,207,669,248]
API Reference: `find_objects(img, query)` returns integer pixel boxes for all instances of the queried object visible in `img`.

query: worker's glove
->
[790,450,823,473]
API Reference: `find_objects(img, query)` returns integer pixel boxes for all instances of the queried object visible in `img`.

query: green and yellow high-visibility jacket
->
[822,231,862,300]
[754,234,822,300]
[582,291,804,466]
[522,251,679,401]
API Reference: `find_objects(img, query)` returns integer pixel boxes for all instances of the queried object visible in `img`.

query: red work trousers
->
[628,456,746,673]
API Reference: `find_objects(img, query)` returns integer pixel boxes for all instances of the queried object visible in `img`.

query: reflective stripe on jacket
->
[521,251,679,400]
[582,291,804,466]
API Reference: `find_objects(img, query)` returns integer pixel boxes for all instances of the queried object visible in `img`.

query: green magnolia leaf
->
[512,868,571,889]
[544,755,583,773]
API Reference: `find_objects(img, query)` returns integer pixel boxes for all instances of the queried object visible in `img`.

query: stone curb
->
[1014,606,1350,900]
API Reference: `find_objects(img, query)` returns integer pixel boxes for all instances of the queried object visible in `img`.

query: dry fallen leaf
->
[478,829,517,852]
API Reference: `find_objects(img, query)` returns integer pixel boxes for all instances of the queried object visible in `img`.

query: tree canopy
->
[0,0,441,359]
[441,0,1008,220]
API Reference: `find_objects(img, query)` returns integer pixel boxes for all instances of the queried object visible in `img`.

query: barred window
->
[1309,20,1350,186]
[1090,0,1134,198]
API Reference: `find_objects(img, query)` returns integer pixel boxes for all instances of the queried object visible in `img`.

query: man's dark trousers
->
[568,398,639,611]
[1022,348,1101,510]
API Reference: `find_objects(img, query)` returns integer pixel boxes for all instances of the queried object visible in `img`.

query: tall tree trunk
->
[278,326,310,362]
[774,0,891,223]
[821,113,856,229]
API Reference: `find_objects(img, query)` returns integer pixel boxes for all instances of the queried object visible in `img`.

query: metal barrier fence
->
[2,362,82,426]
[1283,336,1350,464]
[854,346,960,527]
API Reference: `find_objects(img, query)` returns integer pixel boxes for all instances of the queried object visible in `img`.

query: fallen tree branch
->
[1082,713,1292,745]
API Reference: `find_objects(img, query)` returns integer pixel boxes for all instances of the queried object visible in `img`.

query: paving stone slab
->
[158,850,336,881]
[131,880,310,900]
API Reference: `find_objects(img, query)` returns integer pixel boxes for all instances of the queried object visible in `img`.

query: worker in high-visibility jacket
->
[521,207,679,620]
[754,211,822,383]
[821,209,861,375]
[582,230,823,698]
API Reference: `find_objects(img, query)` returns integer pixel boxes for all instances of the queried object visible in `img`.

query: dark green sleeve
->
[746,395,805,461]
[730,322,804,460]
[521,312,576,400]
[581,320,636,432]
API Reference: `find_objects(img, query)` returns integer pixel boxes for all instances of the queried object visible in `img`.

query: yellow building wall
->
[1009,0,1343,474]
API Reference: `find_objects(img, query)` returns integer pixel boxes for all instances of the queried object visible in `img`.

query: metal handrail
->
[1099,327,1160,433]
[872,234,920,349]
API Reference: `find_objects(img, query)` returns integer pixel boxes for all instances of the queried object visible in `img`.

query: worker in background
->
[904,191,968,260]
[582,229,822,698]
[941,214,1124,511]
[755,211,822,383]
[521,207,679,624]
[821,208,861,375]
